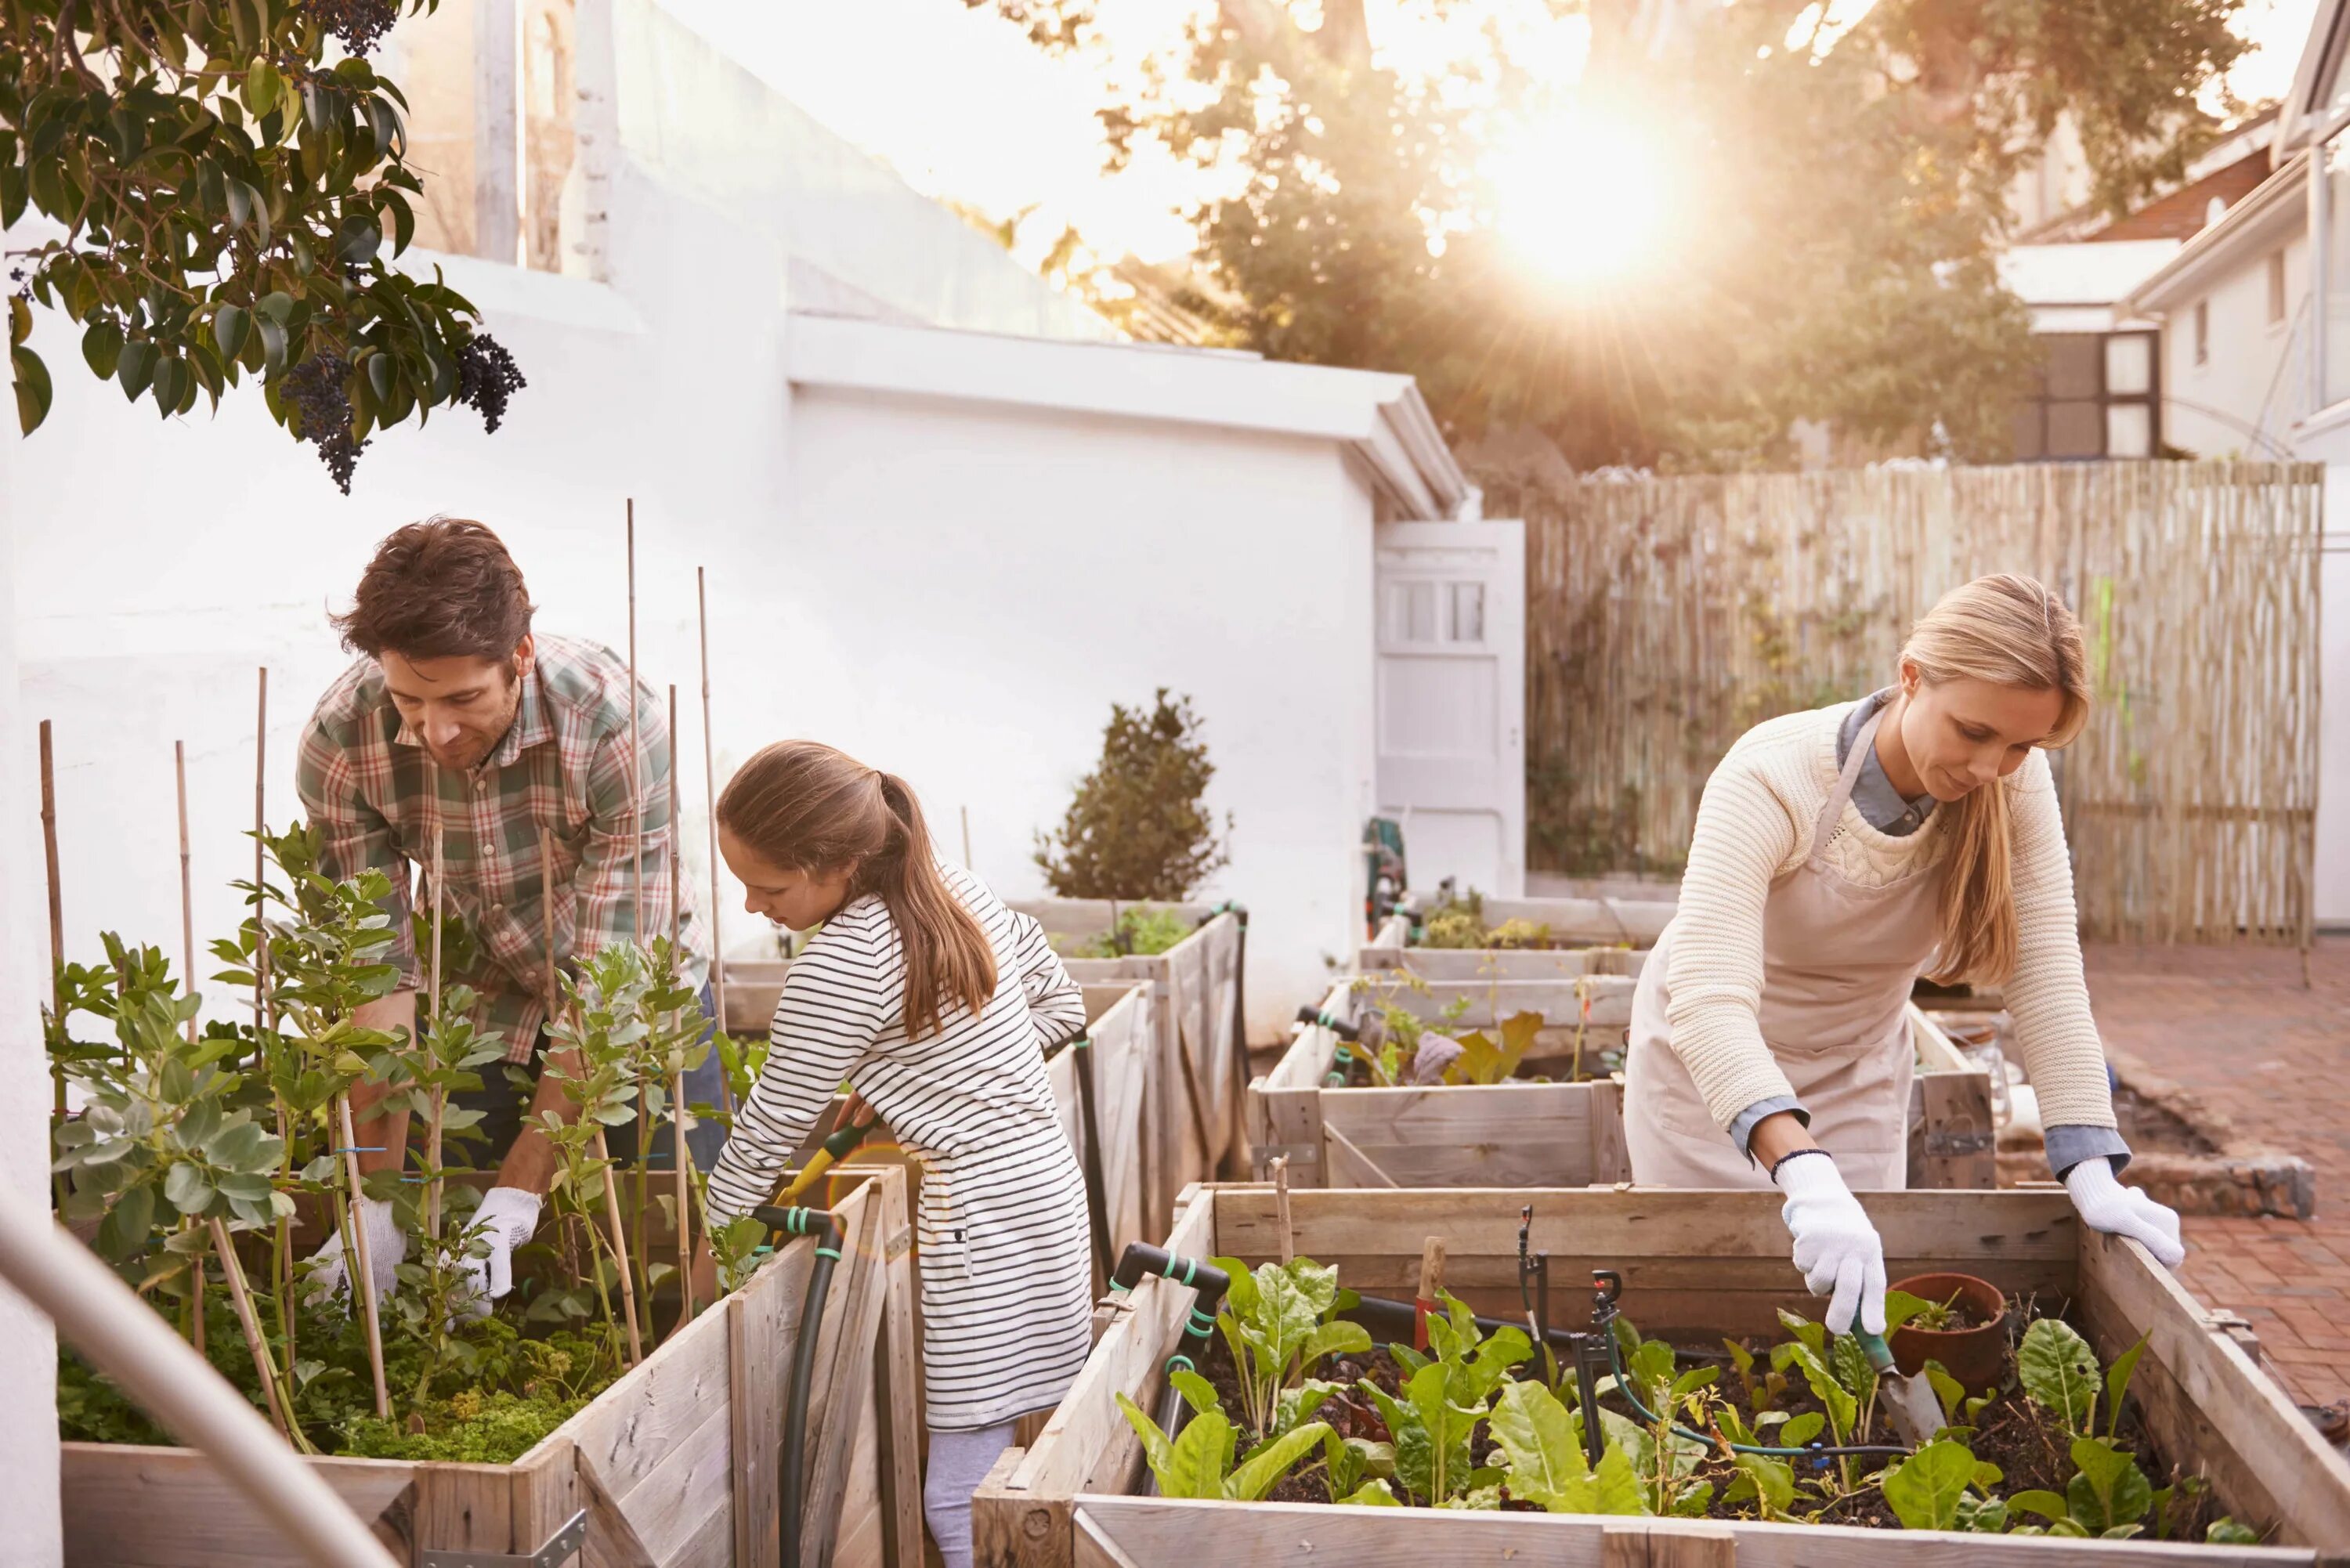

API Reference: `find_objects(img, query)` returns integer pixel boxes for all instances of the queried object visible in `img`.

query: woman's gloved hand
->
[455,1185,546,1319]
[1773,1150,1886,1335]
[304,1194,407,1306]
[2063,1158,2186,1268]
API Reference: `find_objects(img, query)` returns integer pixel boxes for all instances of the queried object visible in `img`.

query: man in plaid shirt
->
[299,518,719,1310]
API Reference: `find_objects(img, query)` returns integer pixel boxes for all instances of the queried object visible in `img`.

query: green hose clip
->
[1166,1354,1196,1376]
[816,1246,843,1261]
[1161,1253,1198,1287]
[1186,1306,1217,1336]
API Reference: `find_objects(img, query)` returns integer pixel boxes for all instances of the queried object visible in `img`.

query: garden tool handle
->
[1853,1328,1900,1374]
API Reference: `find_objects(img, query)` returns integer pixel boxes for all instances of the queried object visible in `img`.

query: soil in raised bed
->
[1187,1301,2218,1537]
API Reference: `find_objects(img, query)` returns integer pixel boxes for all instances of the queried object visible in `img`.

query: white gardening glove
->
[1774,1151,1886,1336]
[455,1186,546,1320]
[305,1194,407,1306]
[2064,1158,2186,1268]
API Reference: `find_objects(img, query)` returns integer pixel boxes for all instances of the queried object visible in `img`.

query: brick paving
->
[2087,935,2350,1408]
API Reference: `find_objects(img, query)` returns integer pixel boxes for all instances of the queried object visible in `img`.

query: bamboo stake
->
[696,566,733,1114]
[254,669,269,1034]
[668,684,692,1324]
[624,501,650,1311]
[334,1094,391,1418]
[176,741,197,1045]
[40,721,63,1132]
[960,804,971,869]
[1271,1155,1292,1266]
[208,1217,302,1447]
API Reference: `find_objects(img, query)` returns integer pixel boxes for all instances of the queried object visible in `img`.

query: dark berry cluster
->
[454,334,525,434]
[303,0,399,55]
[284,353,367,493]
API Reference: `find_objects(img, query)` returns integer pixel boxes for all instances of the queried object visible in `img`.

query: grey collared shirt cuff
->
[1729,1096,1810,1165]
[2045,1124,2131,1180]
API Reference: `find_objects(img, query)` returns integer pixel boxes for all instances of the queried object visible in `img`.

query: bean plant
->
[51,822,753,1464]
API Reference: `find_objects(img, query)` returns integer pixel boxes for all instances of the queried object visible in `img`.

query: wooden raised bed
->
[973,1183,2350,1566]
[1253,985,1997,1190]
[63,1165,923,1568]
[1372,891,1678,954]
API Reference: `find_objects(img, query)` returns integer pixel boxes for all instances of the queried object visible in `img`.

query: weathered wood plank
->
[1068,1495,2311,1566]
[799,1190,893,1568]
[1358,947,1651,982]
[60,1446,418,1568]
[2077,1230,2350,1549]
[1376,977,1637,1030]
[870,1171,927,1568]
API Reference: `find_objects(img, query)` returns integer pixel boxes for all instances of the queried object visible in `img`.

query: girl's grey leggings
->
[924,1419,1018,1568]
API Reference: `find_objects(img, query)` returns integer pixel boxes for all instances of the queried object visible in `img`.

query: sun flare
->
[1488,109,1670,286]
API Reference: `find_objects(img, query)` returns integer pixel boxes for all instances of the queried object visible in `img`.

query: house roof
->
[2280,0,2350,154]
[1999,240,2183,307]
[2121,150,2310,317]
[783,312,1471,521]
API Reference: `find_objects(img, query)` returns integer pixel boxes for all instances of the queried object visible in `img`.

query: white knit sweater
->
[1664,702,2117,1134]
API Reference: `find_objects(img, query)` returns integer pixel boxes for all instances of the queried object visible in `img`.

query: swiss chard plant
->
[1208,1255,1372,1440]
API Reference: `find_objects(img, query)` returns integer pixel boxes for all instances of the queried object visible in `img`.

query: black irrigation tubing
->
[751,1201,848,1568]
[1070,1033,1117,1289]
[1599,1331,1913,1461]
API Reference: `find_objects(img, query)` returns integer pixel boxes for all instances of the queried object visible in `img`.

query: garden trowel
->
[1856,1328,1943,1447]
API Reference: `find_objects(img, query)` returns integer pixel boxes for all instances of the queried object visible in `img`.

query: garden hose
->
[1585,1270,1911,1461]
[1069,1035,1117,1288]
[776,1113,879,1206]
[751,1202,848,1568]
[1295,1003,1364,1088]
[1108,1243,1234,1494]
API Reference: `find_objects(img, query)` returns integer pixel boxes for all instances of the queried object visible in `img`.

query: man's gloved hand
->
[1773,1150,1886,1335]
[456,1185,546,1320]
[305,1194,407,1306]
[2064,1158,2186,1268]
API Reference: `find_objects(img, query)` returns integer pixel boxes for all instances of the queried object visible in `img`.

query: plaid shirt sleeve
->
[293,706,418,988]
[570,681,681,963]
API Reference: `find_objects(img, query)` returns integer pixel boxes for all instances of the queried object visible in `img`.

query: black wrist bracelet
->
[1770,1147,1831,1180]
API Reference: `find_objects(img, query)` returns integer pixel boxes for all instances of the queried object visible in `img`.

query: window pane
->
[2106,403,2153,457]
[1449,583,1485,643]
[2047,401,2103,457]
[2104,335,2152,396]
[2046,337,2101,399]
[2011,406,2046,461]
[1407,582,1437,642]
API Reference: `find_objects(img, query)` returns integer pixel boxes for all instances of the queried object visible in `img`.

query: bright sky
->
[654,0,2326,270]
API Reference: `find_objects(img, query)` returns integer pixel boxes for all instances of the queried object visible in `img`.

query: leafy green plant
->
[1488,1379,1644,1514]
[1064,906,1192,959]
[1209,1255,1370,1440]
[1882,1440,2003,1531]
[1115,1387,1330,1501]
[1446,1010,1541,1086]
[1035,689,1231,900]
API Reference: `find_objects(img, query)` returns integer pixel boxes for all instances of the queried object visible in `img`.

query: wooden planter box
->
[1372,891,1678,954]
[1047,983,1160,1267]
[63,1165,923,1568]
[1253,985,1997,1190]
[973,1183,2350,1566]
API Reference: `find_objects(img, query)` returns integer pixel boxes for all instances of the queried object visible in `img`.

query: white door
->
[1374,519,1526,899]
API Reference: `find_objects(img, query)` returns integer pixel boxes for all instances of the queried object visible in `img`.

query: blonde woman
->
[1626,574,2184,1336]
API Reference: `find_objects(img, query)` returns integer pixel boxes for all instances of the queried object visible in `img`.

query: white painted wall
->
[2159,233,2310,459]
[783,386,1379,1021]
[0,491,63,1564]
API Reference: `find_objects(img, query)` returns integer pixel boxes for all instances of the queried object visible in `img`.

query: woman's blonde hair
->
[1907,573,2091,987]
[716,741,996,1039]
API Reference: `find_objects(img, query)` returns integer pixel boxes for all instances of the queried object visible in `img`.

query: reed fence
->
[1500,461,2324,945]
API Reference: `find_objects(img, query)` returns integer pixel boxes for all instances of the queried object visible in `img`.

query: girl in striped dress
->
[701,740,1094,1568]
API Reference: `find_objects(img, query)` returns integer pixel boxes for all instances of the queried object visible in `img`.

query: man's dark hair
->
[331,517,536,661]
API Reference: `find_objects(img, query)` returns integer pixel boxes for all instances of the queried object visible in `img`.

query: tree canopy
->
[977,0,2250,468]
[2,0,522,490]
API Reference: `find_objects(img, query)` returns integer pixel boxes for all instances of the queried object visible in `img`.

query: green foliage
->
[1446,1011,1541,1086]
[2019,1318,2103,1436]
[1488,1379,1644,1515]
[1113,1393,1331,1501]
[1210,1255,1371,1440]
[1035,689,1230,901]
[1,0,526,487]
[998,0,2243,471]
[1882,1440,1979,1530]
[1061,905,1192,959]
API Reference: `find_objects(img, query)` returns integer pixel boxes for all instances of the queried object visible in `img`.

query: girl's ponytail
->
[862,772,996,1039]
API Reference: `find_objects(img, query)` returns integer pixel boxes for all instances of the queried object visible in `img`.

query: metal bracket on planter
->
[420,1509,588,1568]
[1253,1143,1321,1171]
[1922,1125,1994,1157]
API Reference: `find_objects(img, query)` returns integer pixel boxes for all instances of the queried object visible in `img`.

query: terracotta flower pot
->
[1888,1270,2008,1393]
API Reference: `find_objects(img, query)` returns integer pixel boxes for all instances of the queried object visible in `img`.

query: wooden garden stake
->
[669,684,693,1324]
[334,1093,392,1418]
[40,721,63,1132]
[960,804,971,869]
[253,669,268,1031]
[1271,1155,1293,1266]
[175,741,197,1045]
[423,824,446,1243]
[697,566,729,1083]
[208,1216,302,1447]
[625,504,650,1295]
[1413,1236,1446,1353]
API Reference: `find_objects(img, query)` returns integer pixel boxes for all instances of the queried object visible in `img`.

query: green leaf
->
[2008,1489,2073,1523]
[2104,1335,2146,1440]
[1732,1452,1794,1517]
[1883,1289,1930,1331]
[2019,1319,2102,1433]
[118,339,155,399]
[163,1162,215,1216]
[1296,1318,1372,1371]
[1335,1478,1401,1507]
[1114,1392,1179,1490]
[8,296,27,347]
[13,345,52,435]
[80,320,122,379]
[1168,1368,1219,1417]
[1227,1420,1331,1501]
[244,59,284,119]
[1829,1330,1878,1407]
[1777,1411,1824,1447]
[213,305,249,360]
[1487,1378,1587,1505]
[1882,1439,1976,1531]
[1922,1360,1966,1422]
[2066,1437,2153,1533]
[2205,1519,2259,1545]
[96,1182,156,1260]
[1162,1409,1236,1500]
[1956,1494,2010,1533]
[1786,1345,1857,1444]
